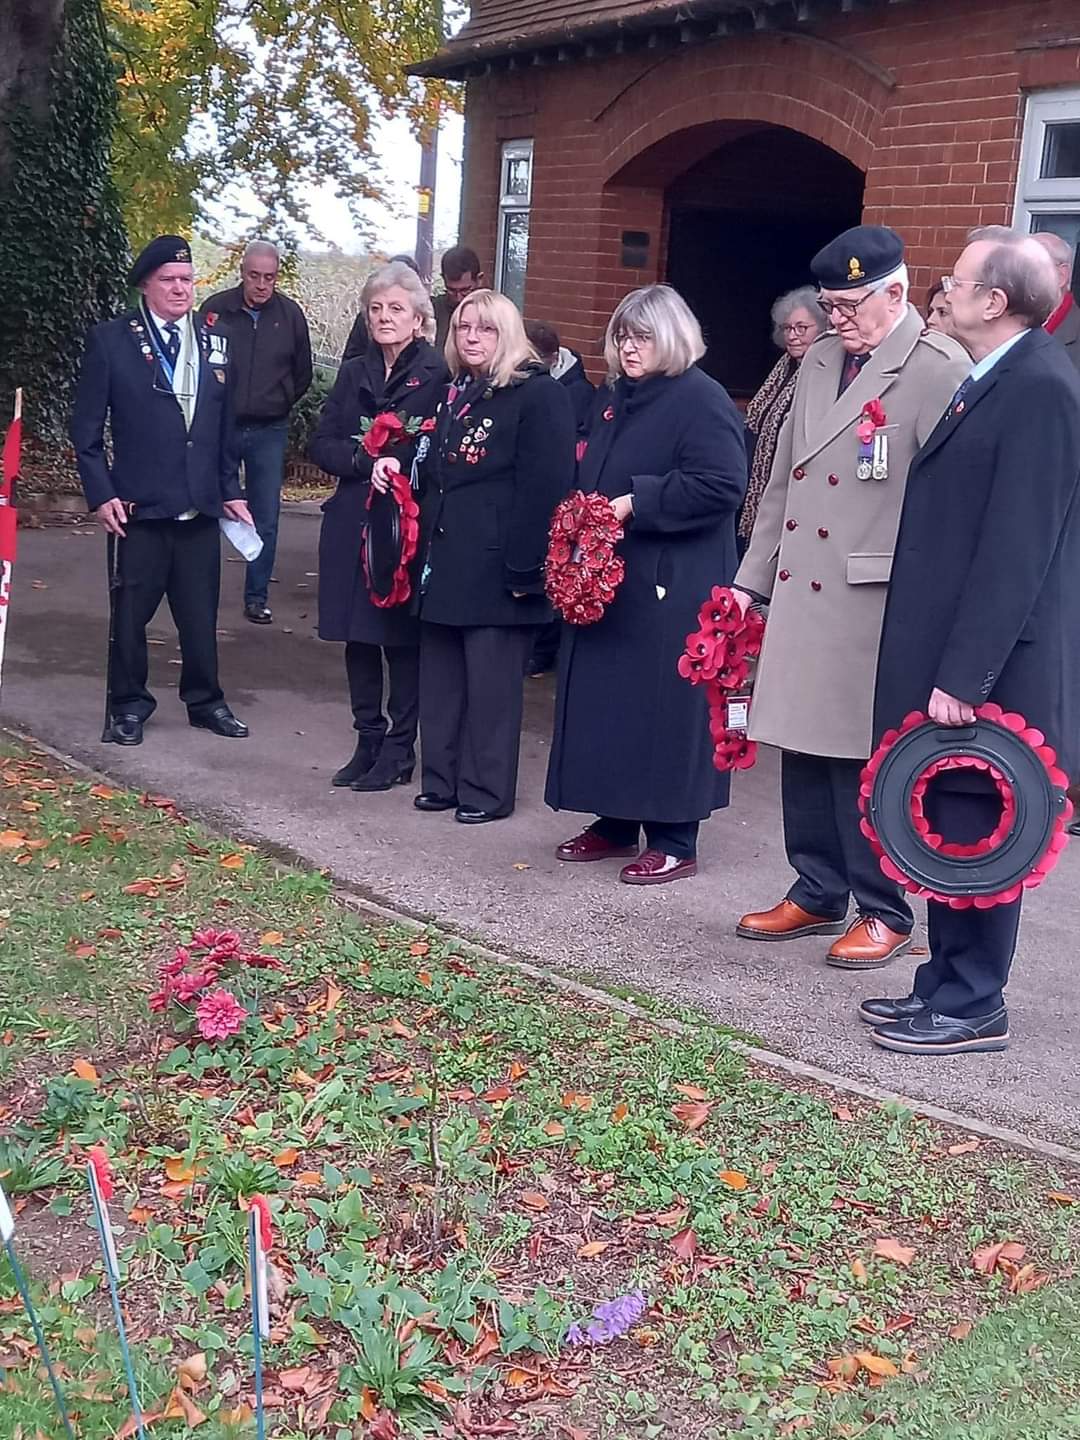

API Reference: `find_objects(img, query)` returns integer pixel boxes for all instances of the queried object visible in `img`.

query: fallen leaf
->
[219,852,246,870]
[542,1120,566,1139]
[670,1226,698,1261]
[973,1240,1025,1275]
[883,1312,916,1334]
[482,1084,512,1103]
[577,1240,609,1258]
[851,1258,868,1282]
[1009,1263,1050,1295]
[611,1102,629,1123]
[674,1083,708,1101]
[418,971,433,987]
[162,1385,207,1425]
[177,1353,208,1388]
[278,1365,315,1393]
[409,941,431,957]
[947,1139,980,1156]
[671,1101,712,1131]
[164,1156,202,1184]
[273,1149,299,1169]
[89,784,116,800]
[520,1191,550,1212]
[509,1061,529,1080]
[71,1059,99,1086]
[562,1090,594,1112]
[1047,1191,1079,1206]
[0,830,27,849]
[506,1367,535,1387]
[874,1237,916,1267]
[369,1411,400,1439]
[855,1351,899,1378]
[826,1354,860,1381]
[389,1018,415,1040]
[322,982,343,1013]
[419,1377,449,1401]
[949,1320,973,1341]
[260,931,285,945]
[719,1170,749,1190]
[127,1207,153,1224]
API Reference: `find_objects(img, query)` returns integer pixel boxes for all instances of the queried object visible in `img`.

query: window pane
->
[504,154,531,200]
[499,212,530,310]
[1030,214,1080,297]
[1041,122,1080,179]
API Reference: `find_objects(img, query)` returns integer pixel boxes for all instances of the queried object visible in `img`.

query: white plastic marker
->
[248,1202,270,1440]
[0,1180,77,1438]
[87,1157,147,1440]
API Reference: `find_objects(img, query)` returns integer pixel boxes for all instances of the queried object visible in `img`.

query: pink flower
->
[161,947,190,978]
[420,416,437,432]
[191,927,241,953]
[243,952,284,971]
[88,1145,114,1202]
[175,968,217,1003]
[196,989,248,1041]
[149,977,175,1012]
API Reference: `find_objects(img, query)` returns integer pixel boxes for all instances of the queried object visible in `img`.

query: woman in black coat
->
[545,284,747,885]
[398,290,575,824]
[309,261,448,791]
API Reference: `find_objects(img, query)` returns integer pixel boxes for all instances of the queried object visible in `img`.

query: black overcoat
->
[545,366,748,823]
[418,366,575,627]
[874,327,1080,778]
[70,310,242,518]
[310,339,447,646]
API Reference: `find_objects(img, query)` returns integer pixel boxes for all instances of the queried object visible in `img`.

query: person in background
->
[72,234,253,746]
[433,246,485,353]
[404,290,575,824]
[739,286,826,555]
[310,261,447,792]
[866,228,1080,1055]
[341,254,422,364]
[546,284,747,885]
[200,240,313,624]
[1032,231,1080,371]
[925,279,954,336]
[524,318,597,676]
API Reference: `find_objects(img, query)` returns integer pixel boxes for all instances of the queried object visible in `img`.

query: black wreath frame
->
[364,486,403,602]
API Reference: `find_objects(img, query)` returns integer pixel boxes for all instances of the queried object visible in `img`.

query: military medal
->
[871,432,889,481]
[856,447,873,481]
[856,397,888,482]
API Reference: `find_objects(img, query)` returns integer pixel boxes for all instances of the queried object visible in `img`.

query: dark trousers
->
[914,781,1022,1017]
[782,750,913,934]
[419,622,534,816]
[238,418,289,606]
[528,619,562,673]
[593,817,699,860]
[344,641,419,761]
[109,516,223,721]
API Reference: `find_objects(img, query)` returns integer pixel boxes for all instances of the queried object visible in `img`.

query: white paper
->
[0,1183,14,1243]
[220,518,264,561]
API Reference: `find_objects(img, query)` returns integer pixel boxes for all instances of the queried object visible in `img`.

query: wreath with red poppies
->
[678,587,765,772]
[859,704,1073,907]
[361,470,421,608]
[544,490,626,625]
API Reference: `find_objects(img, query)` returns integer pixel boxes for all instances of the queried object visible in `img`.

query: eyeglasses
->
[615,330,653,350]
[782,322,815,336]
[455,321,497,338]
[941,275,986,294]
[817,291,880,320]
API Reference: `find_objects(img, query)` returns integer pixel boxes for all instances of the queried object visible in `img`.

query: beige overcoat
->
[736,307,969,758]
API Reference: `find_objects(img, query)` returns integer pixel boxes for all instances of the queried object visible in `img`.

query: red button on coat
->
[786,519,797,531]
[818,527,829,538]
[793,467,806,480]
[811,580,822,591]
[827,474,839,486]
[779,570,791,581]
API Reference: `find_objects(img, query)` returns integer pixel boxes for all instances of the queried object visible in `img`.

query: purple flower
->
[565,1288,647,1348]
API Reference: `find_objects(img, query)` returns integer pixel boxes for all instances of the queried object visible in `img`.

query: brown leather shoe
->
[826,916,912,970]
[736,899,847,941]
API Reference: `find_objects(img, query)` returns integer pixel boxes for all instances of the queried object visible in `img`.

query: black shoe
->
[351,755,415,791]
[414,792,457,812]
[1068,818,1080,837]
[244,603,273,624]
[189,704,249,739]
[109,714,144,746]
[871,1006,1009,1055]
[454,805,502,825]
[858,992,929,1026]
[332,739,379,787]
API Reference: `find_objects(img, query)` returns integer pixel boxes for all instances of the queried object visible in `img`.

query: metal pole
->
[3,1238,77,1440]
[101,529,119,742]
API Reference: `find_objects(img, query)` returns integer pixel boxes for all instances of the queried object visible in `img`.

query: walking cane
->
[101,530,120,743]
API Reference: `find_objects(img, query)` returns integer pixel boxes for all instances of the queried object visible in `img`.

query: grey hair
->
[1031,230,1075,269]
[967,226,1060,326]
[361,260,435,343]
[242,240,280,267]
[770,285,827,347]
[868,261,910,303]
[603,283,705,382]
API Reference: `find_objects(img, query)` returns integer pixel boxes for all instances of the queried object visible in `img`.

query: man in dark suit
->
[71,234,254,746]
[1033,230,1080,372]
[863,226,1080,1055]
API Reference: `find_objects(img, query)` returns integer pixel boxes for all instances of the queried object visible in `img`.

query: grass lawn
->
[1,740,1079,1439]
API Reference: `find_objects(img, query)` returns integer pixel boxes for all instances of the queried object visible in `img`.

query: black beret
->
[129,234,193,287]
[810,225,905,291]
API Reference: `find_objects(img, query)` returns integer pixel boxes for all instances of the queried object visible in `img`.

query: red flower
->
[149,976,175,1011]
[88,1145,115,1202]
[196,988,248,1041]
[161,947,189,978]
[191,927,241,952]
[362,411,407,459]
[862,397,887,428]
[602,406,615,421]
[244,951,284,971]
[204,312,217,327]
[420,416,437,432]
[576,439,588,463]
[175,968,217,1003]
[248,1193,274,1252]
[362,470,422,608]
[544,490,626,626]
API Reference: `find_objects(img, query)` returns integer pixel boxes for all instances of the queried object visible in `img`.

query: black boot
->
[332,737,379,787]
[351,752,415,792]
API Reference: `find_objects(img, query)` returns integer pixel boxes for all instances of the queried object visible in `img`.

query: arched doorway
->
[664,125,865,398]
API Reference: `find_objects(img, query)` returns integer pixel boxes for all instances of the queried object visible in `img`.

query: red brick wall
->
[457,0,1080,373]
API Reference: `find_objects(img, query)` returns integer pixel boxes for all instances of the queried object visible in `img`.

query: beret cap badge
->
[848,256,865,281]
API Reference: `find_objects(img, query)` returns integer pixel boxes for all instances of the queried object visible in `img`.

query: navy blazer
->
[875,327,1080,775]
[70,309,242,519]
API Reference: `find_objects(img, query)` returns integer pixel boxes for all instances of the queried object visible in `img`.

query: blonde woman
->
[407,289,576,823]
[545,283,747,885]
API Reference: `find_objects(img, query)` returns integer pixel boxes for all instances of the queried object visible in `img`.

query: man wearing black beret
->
[71,234,255,745]
[733,224,969,970]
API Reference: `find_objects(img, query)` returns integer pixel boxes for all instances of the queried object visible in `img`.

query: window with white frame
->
[495,140,533,311]
[1015,86,1080,294]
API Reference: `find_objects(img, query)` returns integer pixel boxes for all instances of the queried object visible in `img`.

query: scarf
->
[1045,291,1074,335]
[740,353,798,540]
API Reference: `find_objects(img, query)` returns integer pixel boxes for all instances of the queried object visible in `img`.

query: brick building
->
[417,0,1080,396]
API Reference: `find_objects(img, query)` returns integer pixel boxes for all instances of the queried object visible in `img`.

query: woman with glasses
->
[404,289,575,824]
[545,283,747,886]
[740,287,827,554]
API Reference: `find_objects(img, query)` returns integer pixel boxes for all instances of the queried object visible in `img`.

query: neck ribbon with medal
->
[855,397,889,481]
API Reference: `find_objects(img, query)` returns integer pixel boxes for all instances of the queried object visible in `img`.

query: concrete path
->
[3,510,1079,1145]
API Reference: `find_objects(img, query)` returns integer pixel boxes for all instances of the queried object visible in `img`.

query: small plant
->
[149,926,285,1042]
[0,1138,65,1194]
[343,1307,463,1433]
[208,1152,283,1200]
[37,1076,99,1139]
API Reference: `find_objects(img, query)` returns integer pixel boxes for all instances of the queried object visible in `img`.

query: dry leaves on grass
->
[873,1237,916,1267]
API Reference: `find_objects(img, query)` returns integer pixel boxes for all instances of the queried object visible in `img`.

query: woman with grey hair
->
[739,286,826,552]
[310,260,447,792]
[545,283,747,885]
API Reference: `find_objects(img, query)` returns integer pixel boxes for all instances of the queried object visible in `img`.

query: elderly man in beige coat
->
[733,225,969,970]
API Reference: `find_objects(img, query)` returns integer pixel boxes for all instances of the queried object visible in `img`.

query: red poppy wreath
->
[362,470,421,609]
[859,704,1073,908]
[678,587,765,773]
[545,490,626,625]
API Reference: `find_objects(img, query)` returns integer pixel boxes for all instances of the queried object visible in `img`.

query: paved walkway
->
[3,510,1079,1144]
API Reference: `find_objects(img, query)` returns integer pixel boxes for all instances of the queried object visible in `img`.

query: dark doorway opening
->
[665,127,865,401]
